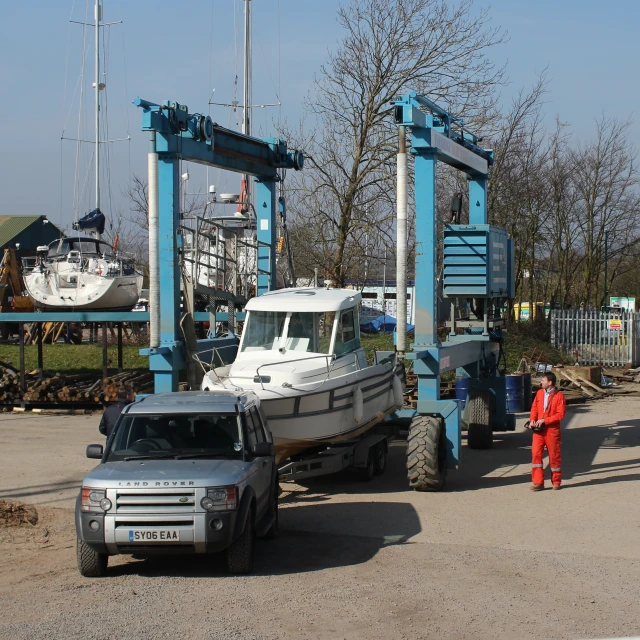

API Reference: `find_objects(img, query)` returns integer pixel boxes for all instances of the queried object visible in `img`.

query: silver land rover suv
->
[75,390,278,577]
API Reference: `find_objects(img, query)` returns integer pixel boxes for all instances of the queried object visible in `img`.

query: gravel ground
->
[1,397,639,640]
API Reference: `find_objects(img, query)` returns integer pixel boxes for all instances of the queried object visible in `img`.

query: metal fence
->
[550,309,640,367]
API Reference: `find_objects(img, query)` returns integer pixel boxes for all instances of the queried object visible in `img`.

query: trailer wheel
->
[406,415,447,491]
[467,391,493,450]
[76,538,108,577]
[373,441,387,476]
[359,448,375,481]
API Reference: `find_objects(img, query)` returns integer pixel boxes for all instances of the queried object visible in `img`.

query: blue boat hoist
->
[392,93,515,491]
[133,97,303,395]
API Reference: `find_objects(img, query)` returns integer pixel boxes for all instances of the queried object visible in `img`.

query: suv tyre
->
[227,508,255,574]
[77,538,108,577]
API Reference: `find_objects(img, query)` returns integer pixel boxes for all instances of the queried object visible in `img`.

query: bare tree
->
[571,115,640,306]
[284,0,506,285]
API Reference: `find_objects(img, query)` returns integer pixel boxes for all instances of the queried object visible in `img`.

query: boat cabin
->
[42,237,115,261]
[239,288,362,357]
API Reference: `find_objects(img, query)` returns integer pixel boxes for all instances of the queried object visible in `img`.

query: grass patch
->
[502,323,569,372]
[0,344,148,376]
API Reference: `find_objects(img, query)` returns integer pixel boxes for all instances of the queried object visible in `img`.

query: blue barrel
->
[506,374,525,413]
[521,373,532,411]
[455,377,470,410]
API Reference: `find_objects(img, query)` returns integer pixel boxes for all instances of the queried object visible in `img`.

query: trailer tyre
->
[359,448,376,482]
[76,537,108,577]
[406,416,447,491]
[227,508,255,575]
[467,391,493,450]
[373,441,387,476]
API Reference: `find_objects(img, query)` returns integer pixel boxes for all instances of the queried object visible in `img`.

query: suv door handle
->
[262,460,268,467]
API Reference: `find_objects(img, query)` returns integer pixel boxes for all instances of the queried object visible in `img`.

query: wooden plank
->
[557,369,596,397]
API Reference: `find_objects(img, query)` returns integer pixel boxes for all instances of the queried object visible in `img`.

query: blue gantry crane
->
[393,93,515,491]
[134,98,303,394]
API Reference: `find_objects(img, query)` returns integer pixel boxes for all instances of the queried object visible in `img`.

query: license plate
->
[128,529,181,542]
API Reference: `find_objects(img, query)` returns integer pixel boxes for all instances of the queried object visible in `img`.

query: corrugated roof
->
[0,215,45,248]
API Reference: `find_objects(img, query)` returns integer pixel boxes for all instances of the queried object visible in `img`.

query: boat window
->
[47,239,69,258]
[98,242,114,258]
[318,312,335,354]
[71,240,99,254]
[334,308,361,356]
[284,312,315,352]
[240,310,288,352]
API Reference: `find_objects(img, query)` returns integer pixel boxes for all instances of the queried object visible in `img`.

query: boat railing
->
[180,214,272,296]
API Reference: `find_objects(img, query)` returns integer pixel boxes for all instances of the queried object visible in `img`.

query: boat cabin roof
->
[246,288,361,313]
[46,237,113,256]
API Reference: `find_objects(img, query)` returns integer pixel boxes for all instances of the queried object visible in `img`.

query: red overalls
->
[529,386,566,487]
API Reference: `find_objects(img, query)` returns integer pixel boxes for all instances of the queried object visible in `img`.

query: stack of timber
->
[544,366,608,403]
[404,373,455,408]
[0,363,153,406]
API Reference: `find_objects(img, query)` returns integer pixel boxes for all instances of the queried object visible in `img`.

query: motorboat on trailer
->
[23,211,143,311]
[201,288,403,462]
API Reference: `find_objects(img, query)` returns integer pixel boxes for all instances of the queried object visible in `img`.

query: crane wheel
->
[406,415,447,491]
[467,391,493,449]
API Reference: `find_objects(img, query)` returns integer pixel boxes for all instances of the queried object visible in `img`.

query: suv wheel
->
[227,508,255,574]
[77,537,108,577]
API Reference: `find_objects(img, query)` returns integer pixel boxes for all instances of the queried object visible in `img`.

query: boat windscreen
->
[240,311,288,352]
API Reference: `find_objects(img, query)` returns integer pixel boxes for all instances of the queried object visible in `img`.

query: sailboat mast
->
[242,0,252,208]
[94,0,101,211]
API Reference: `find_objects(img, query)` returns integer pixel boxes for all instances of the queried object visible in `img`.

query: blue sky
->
[0,0,638,231]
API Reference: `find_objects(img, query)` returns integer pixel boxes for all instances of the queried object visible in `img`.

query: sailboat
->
[23,0,143,311]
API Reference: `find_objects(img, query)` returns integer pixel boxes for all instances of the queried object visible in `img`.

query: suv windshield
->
[106,413,244,461]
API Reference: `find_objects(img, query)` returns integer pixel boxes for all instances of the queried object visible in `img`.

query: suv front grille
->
[115,488,196,514]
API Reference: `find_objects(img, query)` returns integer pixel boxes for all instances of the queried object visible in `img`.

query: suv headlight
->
[81,487,112,512]
[200,486,239,512]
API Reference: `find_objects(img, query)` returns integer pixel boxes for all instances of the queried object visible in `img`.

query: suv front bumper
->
[76,510,239,555]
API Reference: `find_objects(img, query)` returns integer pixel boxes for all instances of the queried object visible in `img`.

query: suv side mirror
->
[250,442,274,458]
[86,444,104,459]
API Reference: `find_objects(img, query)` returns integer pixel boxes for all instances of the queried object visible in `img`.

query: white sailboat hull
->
[24,271,143,311]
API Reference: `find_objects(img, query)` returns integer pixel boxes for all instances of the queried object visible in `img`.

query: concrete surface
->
[0,398,639,639]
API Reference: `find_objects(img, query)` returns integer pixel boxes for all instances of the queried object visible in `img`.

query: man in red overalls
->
[527,371,566,491]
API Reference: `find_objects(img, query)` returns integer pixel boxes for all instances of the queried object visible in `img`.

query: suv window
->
[244,410,259,448]
[105,413,243,461]
[249,407,266,443]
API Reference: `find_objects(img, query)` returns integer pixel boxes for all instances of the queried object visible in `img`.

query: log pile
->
[0,362,154,406]
[404,373,455,408]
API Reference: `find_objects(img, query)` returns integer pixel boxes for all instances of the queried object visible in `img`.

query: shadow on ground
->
[447,407,640,491]
[106,500,421,578]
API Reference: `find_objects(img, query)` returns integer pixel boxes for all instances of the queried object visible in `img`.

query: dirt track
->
[1,398,639,640]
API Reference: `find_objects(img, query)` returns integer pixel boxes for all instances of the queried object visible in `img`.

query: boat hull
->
[24,272,143,311]
[203,363,400,463]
